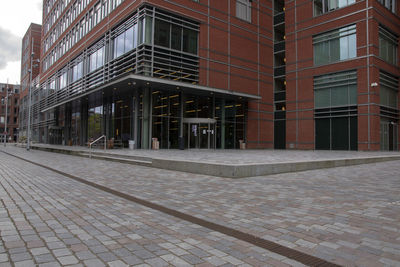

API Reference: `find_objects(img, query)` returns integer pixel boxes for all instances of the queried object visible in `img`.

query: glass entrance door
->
[184,118,216,149]
[381,120,398,151]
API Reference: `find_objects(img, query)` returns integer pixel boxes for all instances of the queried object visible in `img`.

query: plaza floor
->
[0,146,399,266]
[22,143,400,178]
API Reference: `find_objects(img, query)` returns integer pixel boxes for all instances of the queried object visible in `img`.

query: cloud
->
[0,26,21,70]
[37,1,43,12]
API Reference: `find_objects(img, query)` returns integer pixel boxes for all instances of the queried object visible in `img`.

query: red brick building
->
[285,0,399,150]
[26,0,399,150]
[19,23,42,139]
[0,83,20,142]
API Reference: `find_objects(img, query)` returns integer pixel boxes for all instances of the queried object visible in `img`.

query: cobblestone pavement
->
[0,150,305,267]
[2,146,400,266]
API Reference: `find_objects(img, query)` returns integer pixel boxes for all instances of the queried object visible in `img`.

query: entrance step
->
[79,153,152,167]
[87,151,152,163]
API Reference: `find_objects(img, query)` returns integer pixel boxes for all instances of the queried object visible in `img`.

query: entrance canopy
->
[41,73,261,113]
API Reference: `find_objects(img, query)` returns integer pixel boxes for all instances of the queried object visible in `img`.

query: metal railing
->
[89,135,106,158]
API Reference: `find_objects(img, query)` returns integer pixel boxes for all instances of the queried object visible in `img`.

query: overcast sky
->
[0,0,43,85]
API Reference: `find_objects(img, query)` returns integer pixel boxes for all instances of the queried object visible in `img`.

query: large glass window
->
[88,93,104,141]
[379,26,398,66]
[113,26,136,58]
[89,46,105,72]
[236,0,251,22]
[313,0,355,16]
[314,70,358,150]
[380,71,398,109]
[183,28,198,54]
[139,16,152,45]
[378,0,396,13]
[314,70,357,108]
[154,19,170,47]
[60,72,67,89]
[314,25,356,65]
[72,60,83,82]
[153,19,198,54]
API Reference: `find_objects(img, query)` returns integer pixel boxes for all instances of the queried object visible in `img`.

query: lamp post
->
[27,39,40,151]
[3,82,10,147]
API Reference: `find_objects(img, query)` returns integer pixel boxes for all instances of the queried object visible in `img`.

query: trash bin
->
[129,140,135,150]
[152,138,159,150]
[239,139,246,150]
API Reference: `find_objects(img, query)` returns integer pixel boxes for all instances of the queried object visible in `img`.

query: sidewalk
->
[21,143,400,178]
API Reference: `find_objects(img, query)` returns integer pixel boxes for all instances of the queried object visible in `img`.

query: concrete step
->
[87,151,152,162]
[79,153,153,167]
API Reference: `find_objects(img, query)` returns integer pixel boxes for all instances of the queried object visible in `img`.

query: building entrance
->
[381,119,398,151]
[184,118,216,149]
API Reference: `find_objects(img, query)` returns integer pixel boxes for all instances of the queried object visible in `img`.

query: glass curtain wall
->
[379,71,399,151]
[87,92,104,142]
[113,97,132,147]
[314,70,358,150]
[313,25,356,65]
[71,101,81,145]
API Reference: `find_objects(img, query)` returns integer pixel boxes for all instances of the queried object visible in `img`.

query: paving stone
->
[83,259,106,267]
[97,252,118,262]
[144,257,169,266]
[14,260,36,267]
[0,254,8,263]
[121,255,143,265]
[181,253,204,264]
[38,262,62,267]
[75,250,96,260]
[58,255,79,265]
[34,253,56,264]
[134,249,155,260]
[108,260,128,267]
[30,247,50,256]
[10,252,32,262]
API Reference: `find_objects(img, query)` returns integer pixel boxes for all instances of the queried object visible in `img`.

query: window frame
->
[236,0,252,22]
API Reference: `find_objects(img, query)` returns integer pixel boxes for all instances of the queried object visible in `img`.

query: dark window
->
[171,24,182,50]
[379,26,398,66]
[154,19,170,47]
[153,19,198,55]
[380,71,398,109]
[183,28,198,54]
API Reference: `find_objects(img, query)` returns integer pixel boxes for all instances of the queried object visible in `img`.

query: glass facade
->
[379,26,398,66]
[314,0,356,16]
[313,25,356,65]
[379,71,399,151]
[47,87,247,149]
[314,70,358,150]
[378,0,396,13]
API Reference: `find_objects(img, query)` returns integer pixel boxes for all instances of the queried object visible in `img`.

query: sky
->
[0,0,43,85]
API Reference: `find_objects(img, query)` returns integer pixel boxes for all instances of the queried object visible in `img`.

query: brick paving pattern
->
[0,148,303,266]
[1,146,400,266]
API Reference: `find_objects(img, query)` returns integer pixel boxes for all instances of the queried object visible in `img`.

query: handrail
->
[89,135,106,158]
